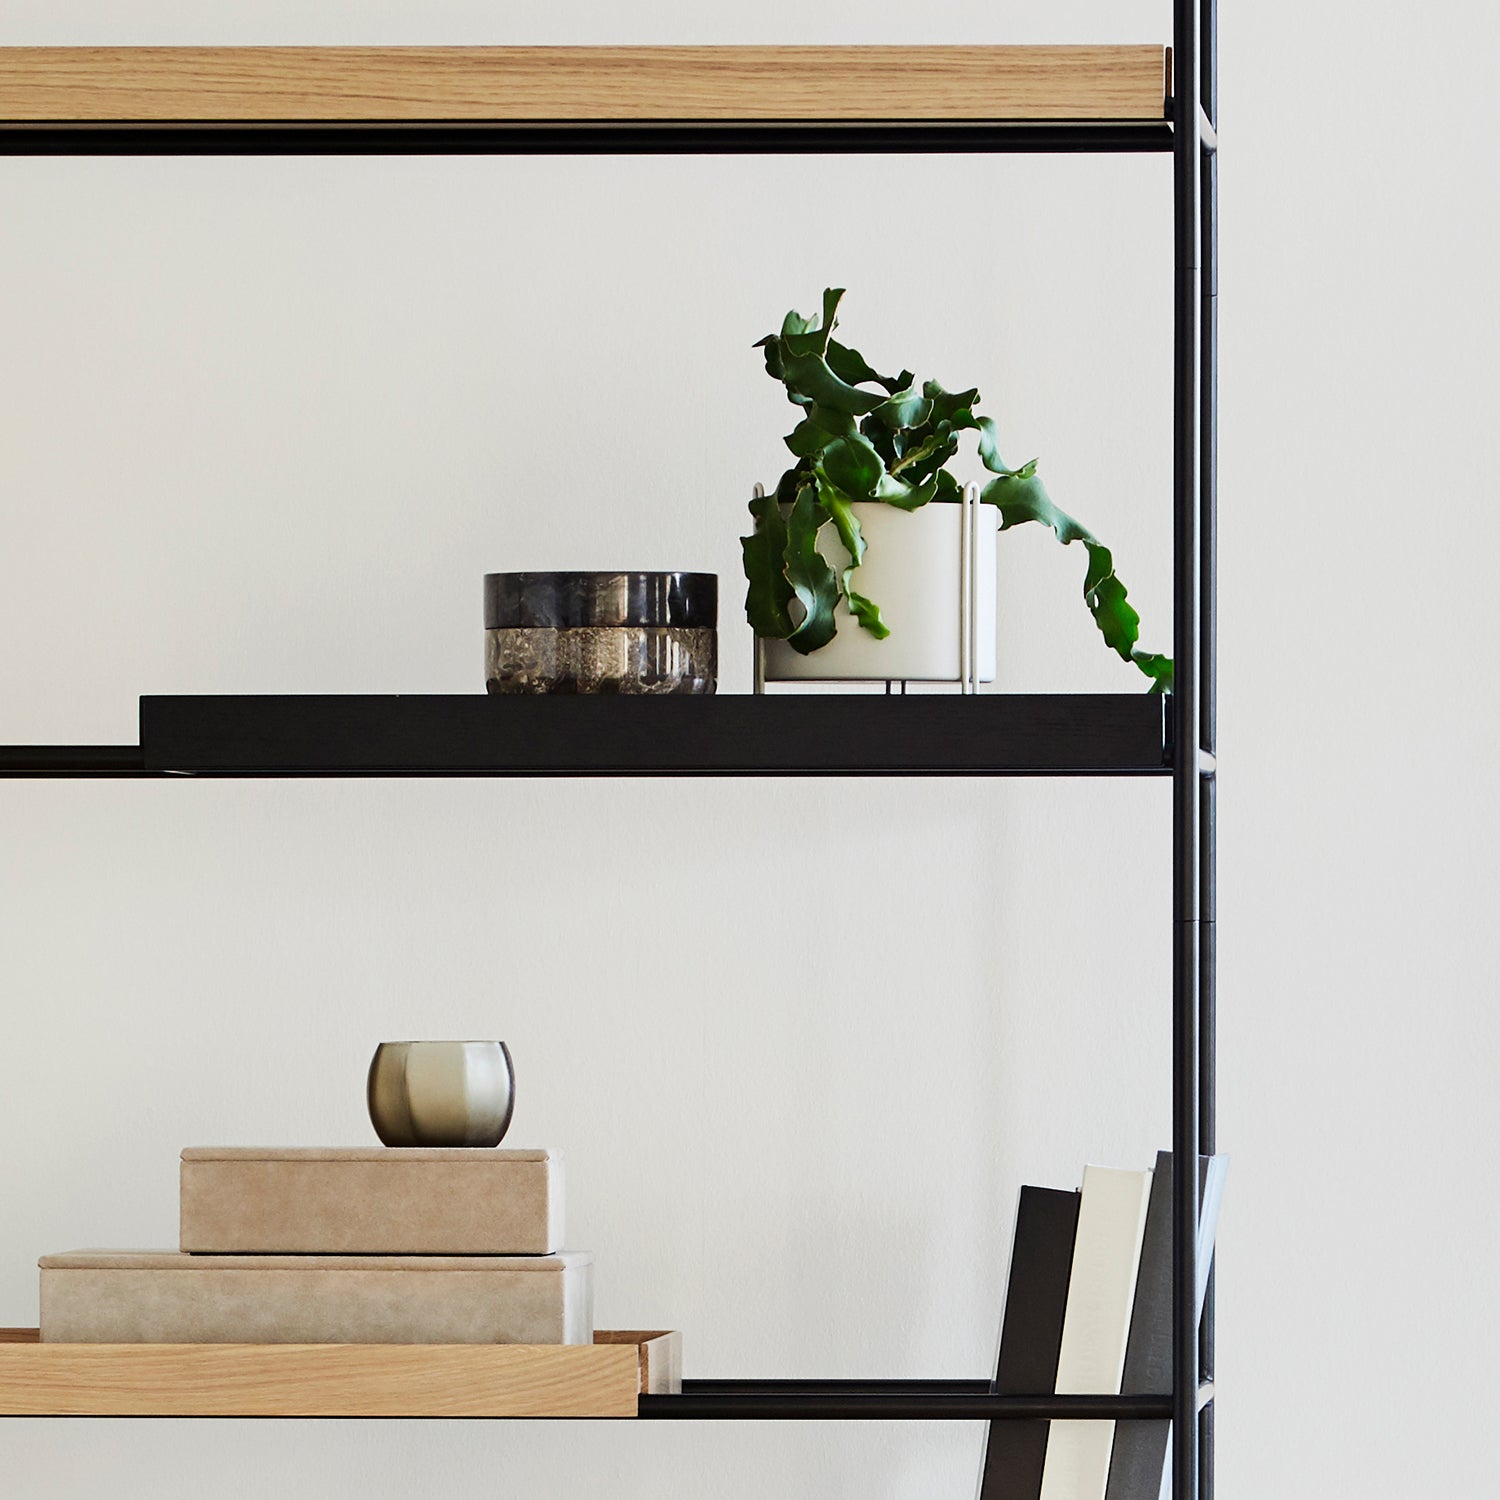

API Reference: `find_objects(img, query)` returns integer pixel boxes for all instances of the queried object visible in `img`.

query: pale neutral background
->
[2,2,1496,1497]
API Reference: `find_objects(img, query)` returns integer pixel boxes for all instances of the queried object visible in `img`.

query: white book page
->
[1038,1166,1153,1500]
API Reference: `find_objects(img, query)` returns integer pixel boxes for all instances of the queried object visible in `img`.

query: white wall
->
[2,3,1496,1497]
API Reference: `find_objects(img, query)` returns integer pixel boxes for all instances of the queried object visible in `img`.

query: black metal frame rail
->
[0,120,1173,157]
[644,1385,1175,1421]
[636,1378,1215,1420]
[0,12,1216,1496]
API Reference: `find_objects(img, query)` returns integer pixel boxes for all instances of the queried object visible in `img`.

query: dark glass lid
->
[484,572,717,630]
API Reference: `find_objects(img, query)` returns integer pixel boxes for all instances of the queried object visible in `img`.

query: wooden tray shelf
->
[0,46,1168,124]
[0,1328,681,1417]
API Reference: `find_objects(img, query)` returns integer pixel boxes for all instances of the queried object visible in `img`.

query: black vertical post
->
[1172,3,1204,1500]
[1199,775,1216,1500]
[1197,10,1219,1496]
[1200,152,1217,758]
[1201,0,1218,129]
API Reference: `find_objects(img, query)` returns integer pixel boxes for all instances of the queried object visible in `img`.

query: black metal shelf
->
[85,692,1175,779]
[0,694,1168,779]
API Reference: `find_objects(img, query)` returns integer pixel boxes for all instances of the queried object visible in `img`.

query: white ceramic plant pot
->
[762,501,997,683]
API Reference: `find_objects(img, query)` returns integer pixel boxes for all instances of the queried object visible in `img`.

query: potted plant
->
[741,290,1172,691]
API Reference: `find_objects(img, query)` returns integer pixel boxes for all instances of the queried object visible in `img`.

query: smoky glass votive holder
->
[484,571,717,695]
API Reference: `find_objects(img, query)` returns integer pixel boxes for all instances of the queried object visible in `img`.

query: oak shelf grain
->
[0,46,1168,124]
[0,1329,680,1418]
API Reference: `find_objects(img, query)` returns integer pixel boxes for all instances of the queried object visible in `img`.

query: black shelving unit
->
[0,12,1217,1498]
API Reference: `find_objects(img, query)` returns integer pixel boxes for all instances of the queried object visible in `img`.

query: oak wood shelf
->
[0,1328,680,1418]
[0,46,1168,125]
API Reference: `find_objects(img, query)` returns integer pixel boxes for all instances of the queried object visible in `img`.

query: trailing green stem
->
[742,289,1171,691]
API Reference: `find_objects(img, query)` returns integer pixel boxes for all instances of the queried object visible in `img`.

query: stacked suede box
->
[40,1148,593,1345]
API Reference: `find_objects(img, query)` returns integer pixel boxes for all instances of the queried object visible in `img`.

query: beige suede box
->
[39,1250,593,1345]
[179,1147,563,1254]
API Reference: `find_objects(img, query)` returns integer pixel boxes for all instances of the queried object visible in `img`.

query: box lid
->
[40,1250,590,1272]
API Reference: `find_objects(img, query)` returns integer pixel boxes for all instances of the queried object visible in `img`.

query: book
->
[39,1249,593,1345]
[1104,1153,1228,1500]
[979,1185,1081,1500]
[179,1146,563,1255]
[1037,1165,1154,1500]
